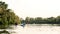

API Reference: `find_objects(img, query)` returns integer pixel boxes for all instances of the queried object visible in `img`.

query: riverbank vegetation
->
[21,16,60,24]
[0,1,21,29]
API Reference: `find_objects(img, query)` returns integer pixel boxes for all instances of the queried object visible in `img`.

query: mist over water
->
[0,24,60,34]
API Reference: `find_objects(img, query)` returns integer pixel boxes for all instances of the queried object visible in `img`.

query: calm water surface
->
[0,24,60,34]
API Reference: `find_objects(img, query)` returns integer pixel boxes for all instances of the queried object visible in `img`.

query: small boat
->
[20,23,26,28]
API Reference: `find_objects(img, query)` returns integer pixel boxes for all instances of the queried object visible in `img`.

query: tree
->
[25,17,30,24]
[46,17,56,24]
[0,1,21,29]
[29,18,34,24]
[35,17,43,24]
[56,16,60,24]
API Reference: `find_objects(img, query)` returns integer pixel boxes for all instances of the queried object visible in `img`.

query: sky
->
[1,0,60,19]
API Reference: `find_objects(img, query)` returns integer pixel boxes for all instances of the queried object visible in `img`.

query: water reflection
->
[0,30,10,34]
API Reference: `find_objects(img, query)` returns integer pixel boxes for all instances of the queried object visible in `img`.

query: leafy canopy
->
[0,1,20,29]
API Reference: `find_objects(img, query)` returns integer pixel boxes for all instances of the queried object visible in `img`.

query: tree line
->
[21,16,60,24]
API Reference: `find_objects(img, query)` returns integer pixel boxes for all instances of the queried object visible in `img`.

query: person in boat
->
[21,23,25,27]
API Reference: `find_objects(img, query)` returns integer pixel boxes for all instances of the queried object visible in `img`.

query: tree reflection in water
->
[0,30,10,34]
[0,25,16,34]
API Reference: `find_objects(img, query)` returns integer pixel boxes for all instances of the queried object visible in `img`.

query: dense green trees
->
[0,1,20,29]
[24,16,60,24]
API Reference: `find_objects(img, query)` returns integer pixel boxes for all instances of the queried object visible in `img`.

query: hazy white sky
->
[1,0,60,19]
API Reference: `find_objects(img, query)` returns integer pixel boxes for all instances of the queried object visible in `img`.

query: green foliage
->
[24,16,60,24]
[25,17,30,24]
[0,1,20,29]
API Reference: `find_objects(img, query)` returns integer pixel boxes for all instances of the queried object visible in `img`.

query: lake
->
[0,24,60,34]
